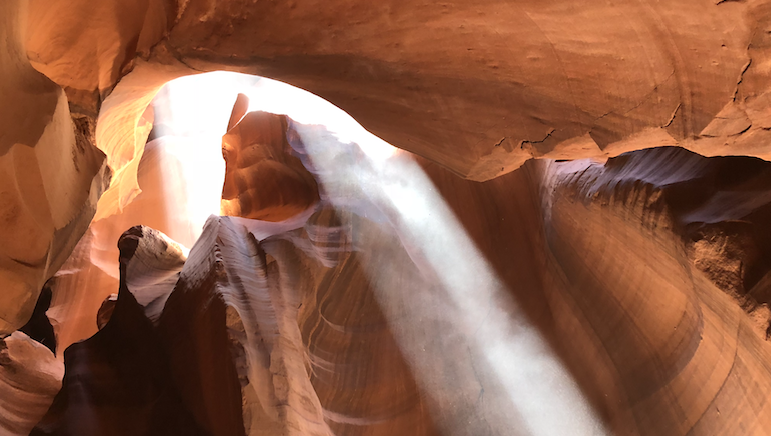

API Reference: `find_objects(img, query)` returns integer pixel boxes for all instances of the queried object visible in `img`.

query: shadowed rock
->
[31,227,206,436]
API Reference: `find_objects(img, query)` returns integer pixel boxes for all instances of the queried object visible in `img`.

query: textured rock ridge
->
[159,215,333,436]
[0,332,62,436]
[0,0,108,335]
[221,99,320,221]
[34,217,334,436]
[121,225,188,323]
[31,226,205,436]
[10,1,771,433]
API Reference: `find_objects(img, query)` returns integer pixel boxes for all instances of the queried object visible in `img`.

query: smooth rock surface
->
[221,99,320,221]
[0,0,108,335]
[0,332,63,436]
[30,118,771,436]
[8,2,771,434]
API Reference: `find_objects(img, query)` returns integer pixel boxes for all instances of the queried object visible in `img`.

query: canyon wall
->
[3,0,771,434]
[22,114,771,435]
[5,0,771,335]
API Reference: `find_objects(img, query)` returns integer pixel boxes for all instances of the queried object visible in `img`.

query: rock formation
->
[220,96,320,221]
[21,109,771,435]
[4,0,771,435]
[32,227,203,436]
[0,332,62,436]
[0,0,108,336]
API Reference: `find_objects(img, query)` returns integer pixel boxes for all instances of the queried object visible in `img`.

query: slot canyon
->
[4,0,771,435]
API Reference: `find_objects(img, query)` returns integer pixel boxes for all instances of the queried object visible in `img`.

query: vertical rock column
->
[0,0,108,335]
[0,332,63,436]
[159,216,332,436]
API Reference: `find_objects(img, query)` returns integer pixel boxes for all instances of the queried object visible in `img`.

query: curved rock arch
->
[4,0,771,434]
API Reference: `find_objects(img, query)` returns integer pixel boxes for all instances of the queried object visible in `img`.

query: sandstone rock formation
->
[0,332,63,436]
[6,0,771,435]
[537,153,771,434]
[0,0,108,336]
[24,111,771,435]
[3,0,771,337]
[34,0,771,180]
[220,97,320,221]
[32,228,204,435]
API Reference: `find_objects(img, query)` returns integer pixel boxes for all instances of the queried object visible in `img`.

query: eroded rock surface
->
[544,147,771,334]
[8,1,771,435]
[71,0,771,179]
[29,120,771,436]
[0,332,62,436]
[0,0,108,335]
[539,152,771,434]
[220,97,320,221]
[46,119,219,356]
[32,226,204,436]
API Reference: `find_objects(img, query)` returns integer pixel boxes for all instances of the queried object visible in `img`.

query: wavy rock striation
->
[0,0,108,335]
[26,116,771,436]
[537,151,771,434]
[9,2,771,433]
[0,332,62,436]
[221,97,320,221]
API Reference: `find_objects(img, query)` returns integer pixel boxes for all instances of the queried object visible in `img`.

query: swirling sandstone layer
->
[6,1,771,434]
[27,112,771,435]
[221,97,319,221]
[536,150,771,434]
[0,0,108,335]
[6,0,771,336]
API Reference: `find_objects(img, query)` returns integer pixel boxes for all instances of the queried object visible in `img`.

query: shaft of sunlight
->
[291,119,610,436]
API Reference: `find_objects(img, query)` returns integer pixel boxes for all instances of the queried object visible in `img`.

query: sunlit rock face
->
[0,332,62,436]
[22,0,771,180]
[43,133,217,358]
[0,0,108,336]
[25,0,175,117]
[38,83,227,359]
[27,103,771,435]
[7,1,771,435]
[32,226,203,436]
[221,95,320,221]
